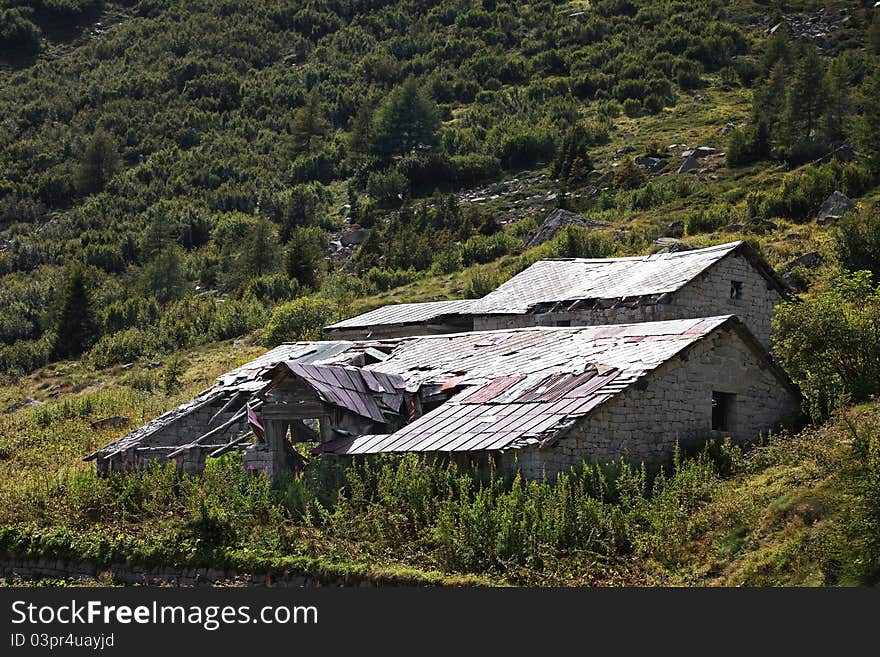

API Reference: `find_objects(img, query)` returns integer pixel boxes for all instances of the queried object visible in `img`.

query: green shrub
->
[241,274,299,304]
[834,207,880,283]
[366,170,409,208]
[463,269,499,297]
[449,153,501,186]
[161,356,188,395]
[364,267,420,293]
[773,270,880,421]
[762,161,872,222]
[460,232,516,266]
[209,295,267,341]
[684,203,735,235]
[489,123,557,170]
[263,295,334,345]
[430,247,464,275]
[550,225,616,259]
[88,328,159,369]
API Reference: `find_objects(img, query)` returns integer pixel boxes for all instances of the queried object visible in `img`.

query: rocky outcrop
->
[523,208,608,249]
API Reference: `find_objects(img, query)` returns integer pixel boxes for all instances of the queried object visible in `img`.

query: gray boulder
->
[785,251,822,271]
[523,208,607,249]
[677,156,701,174]
[816,191,854,224]
[653,238,694,253]
[341,228,371,246]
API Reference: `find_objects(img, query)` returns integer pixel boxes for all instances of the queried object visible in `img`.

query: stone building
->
[325,241,790,349]
[88,316,800,482]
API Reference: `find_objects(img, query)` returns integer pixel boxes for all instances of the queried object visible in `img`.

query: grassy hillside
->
[1,0,880,585]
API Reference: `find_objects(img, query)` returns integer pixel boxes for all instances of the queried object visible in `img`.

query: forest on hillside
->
[0,0,877,382]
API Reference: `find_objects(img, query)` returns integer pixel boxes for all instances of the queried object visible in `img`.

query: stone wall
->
[473,251,783,348]
[97,395,250,476]
[0,557,375,587]
[507,325,800,479]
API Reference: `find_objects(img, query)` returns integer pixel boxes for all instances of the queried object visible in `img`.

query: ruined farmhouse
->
[325,241,789,349]
[89,316,799,482]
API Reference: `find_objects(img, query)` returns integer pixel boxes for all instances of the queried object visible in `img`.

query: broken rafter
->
[208,432,254,458]
[166,399,263,459]
[207,389,247,426]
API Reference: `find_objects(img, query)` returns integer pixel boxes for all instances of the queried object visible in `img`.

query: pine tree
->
[238,216,280,279]
[853,66,880,173]
[75,130,121,196]
[140,245,187,303]
[291,89,330,153]
[53,265,96,359]
[781,46,829,156]
[347,101,375,157]
[372,78,440,160]
[824,56,853,145]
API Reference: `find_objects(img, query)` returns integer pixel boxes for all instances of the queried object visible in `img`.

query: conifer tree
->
[52,265,96,359]
[291,89,330,152]
[372,78,440,160]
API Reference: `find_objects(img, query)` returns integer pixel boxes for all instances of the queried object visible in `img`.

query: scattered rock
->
[615,146,635,155]
[785,251,822,271]
[5,398,39,414]
[91,416,130,431]
[523,208,608,249]
[341,228,371,246]
[121,363,134,370]
[621,132,635,140]
[145,361,164,370]
[681,146,716,158]
[665,221,684,238]
[654,238,694,253]
[677,156,701,174]
[719,122,737,134]
[785,232,802,241]
[723,223,744,233]
[816,191,854,224]
[746,217,778,232]
[634,155,666,172]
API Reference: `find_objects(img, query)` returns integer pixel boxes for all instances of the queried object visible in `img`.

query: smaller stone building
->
[324,241,790,348]
[88,316,800,482]
[324,299,476,340]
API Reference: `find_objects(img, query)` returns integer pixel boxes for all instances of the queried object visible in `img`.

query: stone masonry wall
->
[473,252,783,348]
[507,326,800,479]
[97,396,249,475]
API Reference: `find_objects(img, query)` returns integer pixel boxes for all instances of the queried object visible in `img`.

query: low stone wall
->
[0,557,375,587]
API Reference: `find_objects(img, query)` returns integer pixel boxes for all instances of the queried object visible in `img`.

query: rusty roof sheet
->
[466,241,744,315]
[317,316,736,455]
[325,299,477,330]
[280,363,406,422]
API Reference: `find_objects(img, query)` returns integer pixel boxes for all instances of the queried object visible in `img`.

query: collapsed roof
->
[89,315,792,466]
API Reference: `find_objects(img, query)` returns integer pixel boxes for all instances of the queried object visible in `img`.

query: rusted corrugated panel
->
[461,375,526,403]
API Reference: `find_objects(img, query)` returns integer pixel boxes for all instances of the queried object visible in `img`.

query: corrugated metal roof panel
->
[326,299,477,329]
[466,242,743,315]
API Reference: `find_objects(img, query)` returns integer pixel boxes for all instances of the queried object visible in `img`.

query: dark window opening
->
[730,280,743,299]
[556,320,571,327]
[712,391,735,431]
